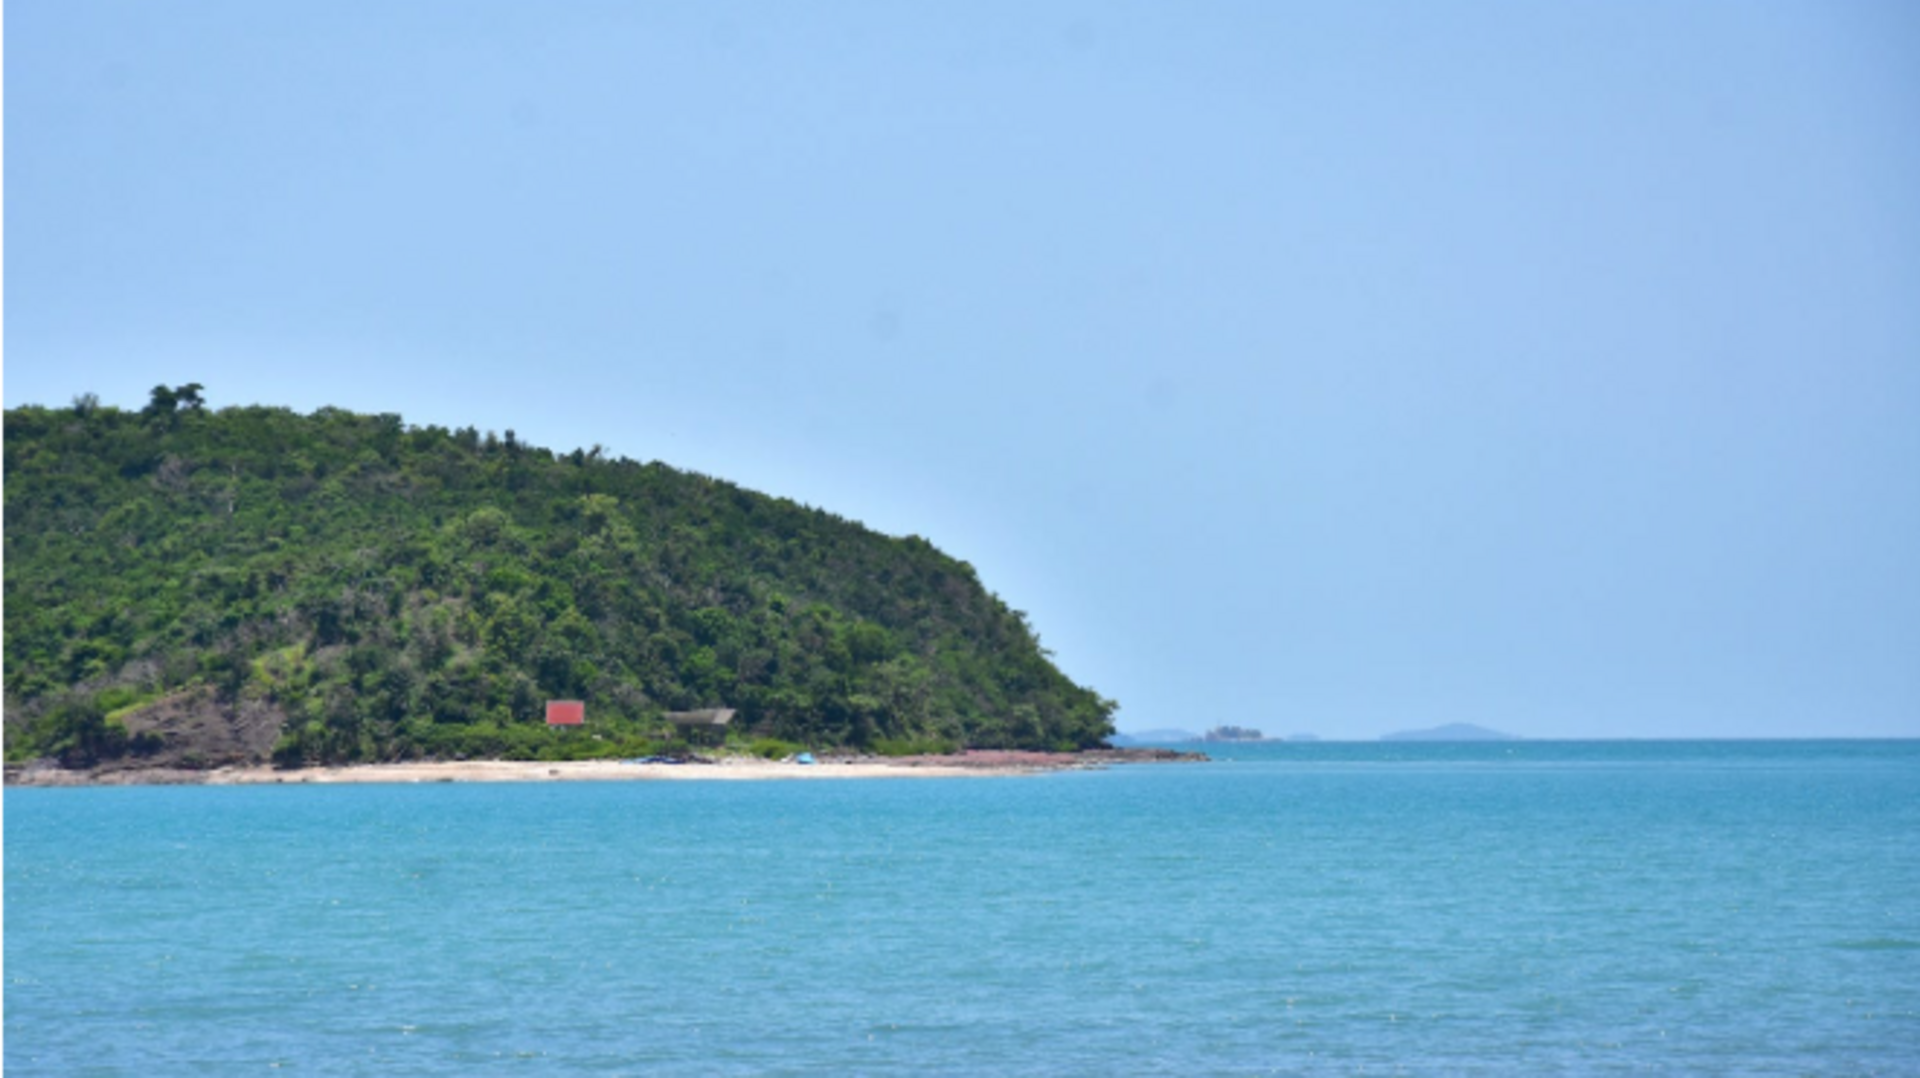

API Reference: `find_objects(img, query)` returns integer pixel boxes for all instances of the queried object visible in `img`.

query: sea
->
[6,740,1918,1075]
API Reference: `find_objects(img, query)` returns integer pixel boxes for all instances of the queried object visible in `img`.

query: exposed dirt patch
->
[113,688,287,770]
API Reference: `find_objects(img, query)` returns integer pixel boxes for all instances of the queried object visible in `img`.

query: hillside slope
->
[3,389,1115,767]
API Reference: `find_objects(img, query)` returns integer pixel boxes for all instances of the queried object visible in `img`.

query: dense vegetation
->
[3,387,1115,768]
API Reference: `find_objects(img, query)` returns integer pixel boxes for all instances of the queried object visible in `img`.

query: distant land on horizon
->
[1381,723,1520,742]
[1203,725,1266,743]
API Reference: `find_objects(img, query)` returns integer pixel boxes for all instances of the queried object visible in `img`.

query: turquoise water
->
[7,741,1919,1074]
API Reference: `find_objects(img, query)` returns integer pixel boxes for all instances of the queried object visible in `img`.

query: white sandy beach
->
[199,756,1035,785]
[5,749,1192,787]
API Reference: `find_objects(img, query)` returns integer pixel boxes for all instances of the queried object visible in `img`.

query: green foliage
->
[4,393,1117,767]
[12,692,151,767]
[869,736,959,757]
[744,737,806,760]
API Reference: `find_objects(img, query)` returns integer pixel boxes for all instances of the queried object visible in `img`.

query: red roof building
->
[546,700,585,726]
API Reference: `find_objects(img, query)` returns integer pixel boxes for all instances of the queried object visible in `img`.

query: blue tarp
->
[795,753,816,765]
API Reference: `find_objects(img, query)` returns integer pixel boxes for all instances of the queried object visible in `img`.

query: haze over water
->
[8,740,1918,1074]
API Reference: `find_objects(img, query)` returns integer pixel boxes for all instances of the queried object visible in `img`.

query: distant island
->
[1203,725,1266,743]
[1381,723,1519,742]
[3,388,1120,775]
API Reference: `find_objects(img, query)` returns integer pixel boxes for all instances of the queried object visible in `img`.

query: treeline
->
[3,388,1116,767]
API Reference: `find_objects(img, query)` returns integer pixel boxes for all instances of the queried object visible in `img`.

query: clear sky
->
[6,1,1917,739]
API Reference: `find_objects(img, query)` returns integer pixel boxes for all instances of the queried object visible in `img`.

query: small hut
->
[664,708,734,747]
[546,700,585,727]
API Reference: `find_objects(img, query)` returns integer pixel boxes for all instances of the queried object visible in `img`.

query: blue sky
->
[7,1,1917,738]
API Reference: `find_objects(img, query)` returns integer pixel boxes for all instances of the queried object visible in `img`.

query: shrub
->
[870,736,957,757]
[746,737,803,760]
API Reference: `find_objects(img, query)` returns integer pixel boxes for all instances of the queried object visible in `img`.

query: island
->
[2,387,1192,784]
[1203,725,1267,742]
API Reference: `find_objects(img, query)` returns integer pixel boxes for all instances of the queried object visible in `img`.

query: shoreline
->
[4,748,1205,788]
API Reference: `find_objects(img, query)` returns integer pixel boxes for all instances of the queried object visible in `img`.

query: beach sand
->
[6,748,1207,787]
[6,749,1202,787]
[207,757,1019,784]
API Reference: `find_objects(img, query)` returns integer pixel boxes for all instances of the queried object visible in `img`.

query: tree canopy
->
[3,392,1116,768]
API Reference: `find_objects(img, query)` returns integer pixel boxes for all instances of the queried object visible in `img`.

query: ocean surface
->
[6,741,1919,1075]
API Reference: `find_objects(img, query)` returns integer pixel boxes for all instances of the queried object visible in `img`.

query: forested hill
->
[3,388,1116,768]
